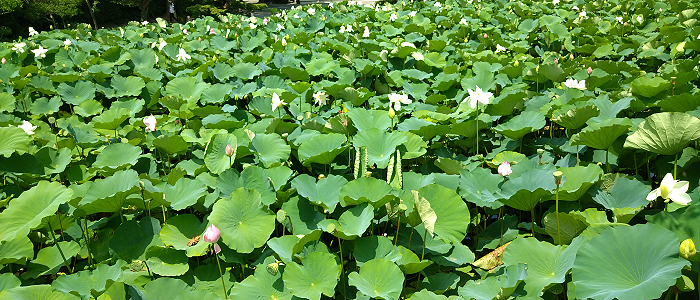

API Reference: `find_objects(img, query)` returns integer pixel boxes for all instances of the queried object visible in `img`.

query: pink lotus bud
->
[569,53,574,60]
[198,37,202,42]
[554,58,558,64]
[1,58,5,64]
[498,161,512,176]
[659,8,662,13]
[225,144,234,157]
[587,67,592,75]
[263,18,268,25]
[483,33,488,38]
[209,28,216,35]
[623,22,628,26]
[143,114,156,132]
[203,224,220,243]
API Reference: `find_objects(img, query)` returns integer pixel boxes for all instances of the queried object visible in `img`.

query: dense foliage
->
[1,0,700,299]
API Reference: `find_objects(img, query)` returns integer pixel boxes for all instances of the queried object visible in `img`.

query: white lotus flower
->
[281,37,287,46]
[552,0,559,4]
[32,46,48,58]
[434,2,441,7]
[460,18,467,25]
[388,92,411,111]
[12,42,26,53]
[390,13,398,21]
[572,5,579,10]
[363,26,370,37]
[345,25,353,32]
[250,23,257,29]
[412,52,424,61]
[464,86,493,108]
[176,48,191,61]
[158,39,167,51]
[563,78,586,90]
[313,91,328,106]
[271,93,286,111]
[307,8,315,15]
[616,16,623,23]
[18,120,37,135]
[647,173,692,205]
[401,42,416,48]
[63,39,72,46]
[277,24,285,31]
[28,27,39,36]
[579,11,587,18]
[636,15,643,23]
[495,44,507,53]
[408,11,417,17]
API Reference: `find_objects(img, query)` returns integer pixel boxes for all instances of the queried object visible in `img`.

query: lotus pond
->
[2,0,700,299]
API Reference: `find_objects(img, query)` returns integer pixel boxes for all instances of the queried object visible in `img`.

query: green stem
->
[394,213,401,246]
[421,227,427,261]
[82,217,92,269]
[337,236,347,300]
[215,247,228,299]
[475,102,479,156]
[531,209,536,238]
[48,222,72,274]
[555,184,561,245]
[674,153,678,180]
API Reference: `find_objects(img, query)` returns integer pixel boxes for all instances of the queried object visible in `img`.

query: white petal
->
[669,191,692,205]
[647,188,661,200]
[660,173,675,189]
[673,181,690,194]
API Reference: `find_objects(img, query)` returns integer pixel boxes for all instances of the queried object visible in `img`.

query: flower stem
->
[475,102,479,156]
[674,153,678,180]
[48,222,72,274]
[555,184,561,245]
[337,236,347,300]
[215,248,228,299]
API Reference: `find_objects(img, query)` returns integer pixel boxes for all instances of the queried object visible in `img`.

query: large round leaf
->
[204,133,237,174]
[500,168,557,211]
[347,108,392,132]
[57,81,95,106]
[52,261,125,298]
[145,246,189,276]
[0,126,30,157]
[281,196,325,235]
[0,285,81,300]
[92,143,141,170]
[624,112,700,155]
[570,118,632,150]
[164,77,210,105]
[552,104,600,130]
[230,257,292,300]
[153,135,190,155]
[590,177,650,210]
[163,178,207,210]
[572,224,689,300]
[251,133,290,168]
[458,263,527,300]
[159,214,209,257]
[92,108,130,130]
[0,181,73,242]
[493,111,546,140]
[25,241,81,278]
[348,258,405,300]
[0,236,34,264]
[646,205,700,254]
[291,174,347,213]
[557,164,604,201]
[298,133,348,166]
[503,237,585,297]
[283,252,340,300]
[334,203,375,240]
[77,169,140,215]
[353,128,408,169]
[416,184,470,244]
[339,177,393,208]
[109,217,162,261]
[208,188,276,253]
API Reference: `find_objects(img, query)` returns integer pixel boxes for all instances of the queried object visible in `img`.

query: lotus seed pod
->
[266,262,279,276]
[276,210,288,223]
[681,238,696,259]
[537,148,545,156]
[553,171,563,185]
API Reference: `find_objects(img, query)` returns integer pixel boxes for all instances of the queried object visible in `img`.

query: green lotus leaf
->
[572,224,690,300]
[353,236,400,267]
[458,167,505,209]
[57,81,95,106]
[145,246,189,276]
[657,93,700,113]
[92,107,130,130]
[281,195,325,235]
[539,63,566,82]
[283,252,340,300]
[590,177,650,211]
[209,188,275,253]
[348,258,405,300]
[51,261,125,298]
[571,208,628,240]
[77,169,140,215]
[129,48,156,70]
[353,128,407,169]
[230,256,292,300]
[503,236,585,297]
[201,84,233,105]
[570,118,632,150]
[394,245,432,274]
[212,63,236,81]
[0,273,20,293]
[153,135,190,155]
[109,217,162,261]
[543,212,588,245]
[409,290,447,300]
[251,133,290,168]
[0,181,73,242]
[485,88,526,117]
[232,62,262,80]
[0,126,30,157]
[413,190,437,238]
[421,273,460,294]
[203,133,237,174]
[416,184,470,244]
[630,76,671,98]
[141,278,189,300]
[397,118,450,141]
[0,92,15,112]
[160,214,209,257]
[0,236,34,265]
[25,241,80,278]
[475,214,519,251]
[432,243,475,267]
[298,133,348,166]
[267,235,299,264]
[93,143,141,170]
[347,108,392,132]
[624,112,700,155]
[163,178,207,210]
[423,52,447,68]
[339,177,394,208]
[32,147,72,175]
[109,75,145,98]
[493,111,546,140]
[306,55,338,76]
[189,264,237,299]
[557,164,604,201]
[0,285,81,300]
[646,205,700,254]
[552,104,600,130]
[164,77,210,106]
[500,168,557,211]
[292,174,347,213]
[333,202,374,240]
[216,166,277,206]
[458,263,528,300]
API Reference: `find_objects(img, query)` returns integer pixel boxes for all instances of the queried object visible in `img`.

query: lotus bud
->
[554,58,558,64]
[225,144,234,157]
[202,224,220,243]
[681,239,696,259]
[659,8,662,13]
[483,33,488,38]
[1,58,5,64]
[553,171,563,186]
[498,161,512,177]
[569,53,574,60]
[388,108,396,119]
[587,67,592,75]
[514,60,519,67]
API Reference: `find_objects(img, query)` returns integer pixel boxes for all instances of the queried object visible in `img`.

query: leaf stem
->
[215,248,228,299]
[337,236,347,300]
[47,222,72,274]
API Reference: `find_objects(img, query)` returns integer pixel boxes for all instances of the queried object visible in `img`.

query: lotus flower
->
[1,58,5,64]
[12,42,26,53]
[459,18,467,25]
[225,144,234,157]
[498,161,512,176]
[390,13,398,21]
[464,86,493,108]
[203,224,220,243]
[388,92,411,111]
[176,48,191,61]
[18,120,37,135]
[587,67,592,75]
[209,28,217,35]
[31,46,48,58]
[647,173,692,205]
[271,93,286,111]
[28,27,39,36]
[563,78,586,90]
[63,39,72,46]
[495,44,506,53]
[143,114,157,132]
[681,239,696,259]
[363,26,370,37]
[313,91,328,106]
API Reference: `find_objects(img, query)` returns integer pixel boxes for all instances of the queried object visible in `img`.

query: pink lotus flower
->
[203,224,220,243]
[225,144,234,157]
[498,161,512,176]
[209,28,216,35]
[483,33,488,38]
[143,115,156,132]
[554,58,558,64]
[587,66,592,75]
[1,58,5,64]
